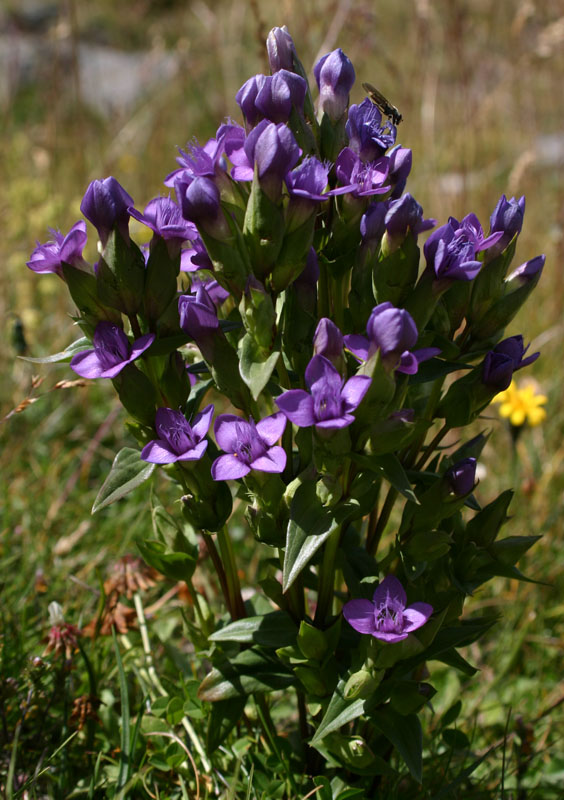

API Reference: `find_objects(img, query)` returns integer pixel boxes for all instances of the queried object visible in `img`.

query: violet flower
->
[384,194,436,249]
[180,235,213,272]
[236,75,267,128]
[176,176,230,240]
[343,575,433,643]
[255,70,307,124]
[129,196,196,248]
[346,98,397,162]
[211,412,287,480]
[450,213,503,253]
[164,124,244,188]
[360,202,388,248]
[313,318,344,362]
[388,145,412,198]
[141,405,213,464]
[275,354,371,429]
[80,177,134,247]
[331,148,390,198]
[313,48,356,121]
[445,457,477,496]
[488,194,525,255]
[70,322,155,379]
[267,26,297,73]
[506,254,545,285]
[27,221,89,278]
[178,286,220,361]
[482,335,539,391]
[285,157,330,202]
[424,220,482,282]
[345,302,437,375]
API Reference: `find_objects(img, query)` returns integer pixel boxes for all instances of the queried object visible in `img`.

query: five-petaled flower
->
[275,355,371,429]
[141,406,214,464]
[70,321,155,379]
[492,380,547,427]
[343,575,433,643]
[211,412,287,480]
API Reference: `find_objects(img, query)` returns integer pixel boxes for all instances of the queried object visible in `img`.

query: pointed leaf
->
[21,337,91,364]
[207,697,247,753]
[238,333,280,400]
[209,612,297,648]
[370,707,422,783]
[310,680,366,747]
[198,648,294,702]
[92,448,155,513]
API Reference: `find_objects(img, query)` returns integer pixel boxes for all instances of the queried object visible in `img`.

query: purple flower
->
[360,202,388,247]
[424,220,482,282]
[384,194,435,249]
[445,457,477,496]
[141,405,213,464]
[482,335,539,391]
[275,354,371,429]
[450,213,503,253]
[27,221,88,278]
[344,302,437,375]
[267,26,297,73]
[129,196,196,245]
[506,254,545,285]
[255,70,307,124]
[285,157,330,201]
[488,194,525,255]
[331,148,390,198]
[388,145,412,198]
[346,98,396,162]
[80,177,134,247]
[178,286,220,360]
[165,125,243,188]
[70,322,155,379]
[190,276,230,306]
[236,75,267,128]
[211,412,287,480]
[343,575,433,643]
[313,318,344,362]
[314,48,356,121]
[180,235,213,272]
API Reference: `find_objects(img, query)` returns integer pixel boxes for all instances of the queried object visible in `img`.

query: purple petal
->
[99,361,131,379]
[250,445,286,473]
[214,414,242,452]
[315,413,355,429]
[403,602,433,633]
[275,390,316,427]
[343,599,376,634]
[304,354,341,390]
[129,332,156,362]
[177,440,209,461]
[372,630,409,643]
[395,351,419,375]
[70,350,105,379]
[372,575,407,608]
[211,453,251,481]
[256,412,287,445]
[344,334,370,362]
[141,440,179,464]
[341,375,371,412]
[191,404,214,440]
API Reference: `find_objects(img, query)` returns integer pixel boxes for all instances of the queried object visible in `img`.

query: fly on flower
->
[362,82,403,125]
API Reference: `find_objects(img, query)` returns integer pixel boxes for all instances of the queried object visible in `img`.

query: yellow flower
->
[492,380,547,427]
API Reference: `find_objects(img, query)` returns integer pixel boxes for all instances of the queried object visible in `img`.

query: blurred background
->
[1,0,564,791]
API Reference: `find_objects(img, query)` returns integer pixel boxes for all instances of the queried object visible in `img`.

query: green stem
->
[216,526,246,620]
[314,526,342,626]
[255,695,299,797]
[413,423,450,471]
[366,486,398,558]
[128,313,142,339]
[202,532,234,618]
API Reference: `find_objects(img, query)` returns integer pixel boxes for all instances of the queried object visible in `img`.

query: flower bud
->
[313,318,344,366]
[80,177,133,247]
[366,302,418,358]
[236,75,267,128]
[267,26,297,72]
[313,48,355,121]
[346,99,396,161]
[255,70,307,124]
[506,254,545,286]
[445,457,477,496]
[488,194,525,256]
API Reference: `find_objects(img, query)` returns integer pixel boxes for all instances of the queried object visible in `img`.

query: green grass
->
[2,0,564,796]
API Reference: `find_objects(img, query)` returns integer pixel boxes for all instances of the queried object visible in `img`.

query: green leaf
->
[92,448,155,513]
[489,534,541,565]
[136,538,197,582]
[442,728,470,750]
[198,648,294,702]
[436,647,478,676]
[166,696,185,726]
[466,489,513,547]
[371,707,423,783]
[20,336,90,364]
[143,237,180,323]
[352,452,418,504]
[238,333,280,401]
[112,628,131,791]
[310,680,366,747]
[209,612,297,648]
[282,480,339,592]
[207,697,247,753]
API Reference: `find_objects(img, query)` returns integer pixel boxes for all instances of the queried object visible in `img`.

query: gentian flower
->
[445,457,477,496]
[267,26,297,73]
[360,201,388,247]
[450,213,503,253]
[236,75,267,128]
[255,70,307,124]
[506,254,545,285]
[285,157,330,202]
[346,98,396,162]
[313,318,344,362]
[176,176,230,240]
[388,145,412,198]
[211,412,287,480]
[275,354,371,429]
[481,335,539,392]
[313,48,356,121]
[27,221,89,278]
[70,321,155,379]
[180,234,213,272]
[488,194,525,255]
[178,285,220,361]
[343,575,433,643]
[384,194,435,249]
[424,219,482,282]
[80,177,134,247]
[129,196,196,248]
[164,123,244,188]
[141,405,214,464]
[331,148,390,198]
[344,302,437,374]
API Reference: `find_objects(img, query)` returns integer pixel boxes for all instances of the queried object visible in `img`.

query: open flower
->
[27,221,89,277]
[275,355,371,429]
[343,575,433,643]
[492,380,547,427]
[211,412,287,480]
[70,322,155,379]
[141,405,214,464]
